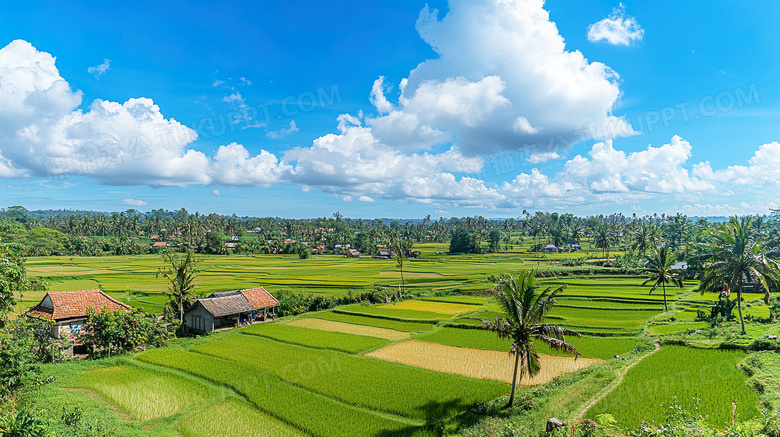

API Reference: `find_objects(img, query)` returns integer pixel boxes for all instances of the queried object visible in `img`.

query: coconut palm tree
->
[474,270,580,408]
[642,246,684,312]
[593,224,618,260]
[698,216,779,334]
[632,223,659,257]
[158,250,199,324]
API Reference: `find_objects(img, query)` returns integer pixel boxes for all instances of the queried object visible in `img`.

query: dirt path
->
[574,340,661,420]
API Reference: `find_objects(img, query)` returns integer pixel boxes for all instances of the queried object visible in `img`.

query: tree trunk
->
[180,301,184,325]
[737,278,746,335]
[662,282,668,312]
[507,351,521,408]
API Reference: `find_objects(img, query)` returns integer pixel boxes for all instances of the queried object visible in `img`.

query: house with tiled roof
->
[185,287,278,333]
[26,290,133,338]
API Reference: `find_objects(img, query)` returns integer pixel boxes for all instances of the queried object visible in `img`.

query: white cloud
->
[266,120,299,139]
[587,4,644,46]
[88,59,110,79]
[358,195,375,202]
[213,189,220,196]
[209,142,291,187]
[362,0,636,156]
[122,198,147,206]
[526,151,562,164]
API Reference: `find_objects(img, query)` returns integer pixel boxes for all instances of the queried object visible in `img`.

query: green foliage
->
[79,309,168,358]
[449,228,482,254]
[0,408,50,437]
[241,323,387,353]
[192,334,508,420]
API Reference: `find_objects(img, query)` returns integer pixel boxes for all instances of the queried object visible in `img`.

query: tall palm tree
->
[474,270,580,407]
[593,224,618,260]
[642,246,684,312]
[698,216,779,334]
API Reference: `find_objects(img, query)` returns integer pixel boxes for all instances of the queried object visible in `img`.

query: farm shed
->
[185,287,279,333]
[25,289,133,339]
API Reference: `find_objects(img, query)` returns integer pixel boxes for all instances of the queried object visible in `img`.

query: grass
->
[313,311,437,332]
[242,322,388,353]
[191,334,509,421]
[585,346,760,429]
[366,340,601,386]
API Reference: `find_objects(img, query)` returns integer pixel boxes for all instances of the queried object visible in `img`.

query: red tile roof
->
[151,242,167,247]
[239,287,279,309]
[26,290,132,321]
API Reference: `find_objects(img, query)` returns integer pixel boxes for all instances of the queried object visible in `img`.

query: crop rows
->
[315,311,437,331]
[585,346,760,428]
[192,334,508,420]
[335,305,452,321]
[242,323,388,354]
[137,349,425,437]
[417,327,640,360]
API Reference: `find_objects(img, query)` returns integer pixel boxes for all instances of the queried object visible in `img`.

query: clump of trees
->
[79,308,168,358]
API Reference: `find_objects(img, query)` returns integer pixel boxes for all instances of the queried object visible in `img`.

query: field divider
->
[187,347,426,426]
[574,340,661,420]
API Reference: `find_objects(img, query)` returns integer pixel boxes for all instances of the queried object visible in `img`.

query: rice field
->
[283,317,412,340]
[242,322,388,353]
[417,327,642,360]
[366,340,601,386]
[192,334,508,420]
[378,299,483,315]
[70,363,214,421]
[313,311,437,332]
[334,305,453,321]
[178,399,306,437]
[137,349,423,437]
[585,346,760,429]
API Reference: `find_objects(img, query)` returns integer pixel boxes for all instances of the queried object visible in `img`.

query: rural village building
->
[185,287,279,333]
[25,289,133,352]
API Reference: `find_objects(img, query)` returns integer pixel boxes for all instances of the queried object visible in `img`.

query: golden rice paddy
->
[284,318,412,340]
[378,300,480,315]
[366,340,601,386]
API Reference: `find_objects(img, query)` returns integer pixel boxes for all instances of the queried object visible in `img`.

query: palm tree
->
[698,216,779,334]
[593,224,618,260]
[642,246,684,312]
[474,270,580,408]
[158,250,199,324]
[632,223,659,257]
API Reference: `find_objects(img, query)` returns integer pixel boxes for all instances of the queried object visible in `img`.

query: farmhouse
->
[185,287,279,333]
[25,289,132,338]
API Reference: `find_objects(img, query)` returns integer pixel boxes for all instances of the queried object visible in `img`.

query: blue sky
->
[0,1,778,218]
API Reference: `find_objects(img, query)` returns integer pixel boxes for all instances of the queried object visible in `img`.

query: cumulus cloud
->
[587,4,644,46]
[358,195,374,202]
[0,40,211,187]
[364,0,636,156]
[122,198,147,206]
[88,59,111,79]
[266,120,299,139]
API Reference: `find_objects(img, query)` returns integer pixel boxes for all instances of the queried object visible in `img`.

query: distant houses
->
[185,287,279,333]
